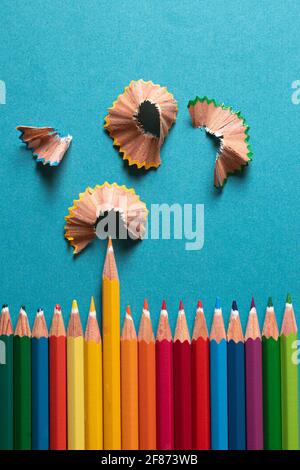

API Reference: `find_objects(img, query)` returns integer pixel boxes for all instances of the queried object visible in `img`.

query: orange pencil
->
[138,299,156,449]
[121,306,138,450]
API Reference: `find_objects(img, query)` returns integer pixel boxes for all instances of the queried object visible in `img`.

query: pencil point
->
[267,297,273,307]
[21,305,26,311]
[126,305,132,316]
[89,296,96,313]
[215,297,221,309]
[197,299,203,309]
[55,304,61,311]
[161,300,167,310]
[107,237,113,249]
[232,300,238,311]
[143,298,149,310]
[251,297,255,309]
[286,293,292,304]
[179,300,184,311]
[2,304,7,309]
[72,299,78,312]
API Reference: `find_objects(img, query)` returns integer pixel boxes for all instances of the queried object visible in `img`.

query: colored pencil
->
[32,308,49,450]
[191,300,210,449]
[174,300,192,450]
[14,306,31,450]
[121,305,139,450]
[227,300,246,450]
[156,300,174,450]
[0,305,14,450]
[102,238,121,450]
[210,298,228,450]
[262,297,281,449]
[280,293,299,450]
[84,296,103,450]
[49,304,67,450]
[67,300,85,450]
[245,298,263,450]
[138,299,156,450]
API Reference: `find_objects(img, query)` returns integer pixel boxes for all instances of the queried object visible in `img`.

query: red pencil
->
[174,301,192,450]
[49,305,67,450]
[191,300,210,449]
[156,300,174,450]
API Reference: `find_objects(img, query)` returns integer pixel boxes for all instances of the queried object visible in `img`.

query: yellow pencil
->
[85,296,103,449]
[67,300,85,450]
[102,238,121,449]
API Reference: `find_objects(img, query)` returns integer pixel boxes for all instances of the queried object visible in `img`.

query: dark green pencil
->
[14,306,31,450]
[0,305,14,450]
[262,298,281,449]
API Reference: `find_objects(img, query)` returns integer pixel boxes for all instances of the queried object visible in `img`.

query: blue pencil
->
[210,298,228,450]
[227,301,246,450]
[32,308,49,450]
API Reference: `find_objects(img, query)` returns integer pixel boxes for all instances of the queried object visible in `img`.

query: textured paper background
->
[0,0,299,332]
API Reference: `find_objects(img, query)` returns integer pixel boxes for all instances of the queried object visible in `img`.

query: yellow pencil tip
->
[72,299,78,312]
[89,296,96,313]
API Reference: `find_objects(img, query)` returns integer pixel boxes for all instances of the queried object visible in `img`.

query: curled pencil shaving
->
[188,97,252,188]
[104,79,178,169]
[16,125,72,166]
[65,182,148,254]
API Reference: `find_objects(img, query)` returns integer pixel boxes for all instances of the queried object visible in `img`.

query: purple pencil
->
[245,298,263,450]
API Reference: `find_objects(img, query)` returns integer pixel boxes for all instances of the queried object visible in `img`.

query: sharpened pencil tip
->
[179,300,184,311]
[232,300,238,311]
[2,304,7,309]
[215,297,221,309]
[161,300,167,310]
[267,297,273,307]
[143,298,149,310]
[55,304,61,311]
[251,297,256,309]
[126,305,131,316]
[197,299,203,309]
[21,305,26,311]
[72,299,78,312]
[107,237,113,248]
[286,293,292,304]
[89,296,96,313]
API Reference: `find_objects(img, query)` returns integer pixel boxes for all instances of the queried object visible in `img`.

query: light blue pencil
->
[32,308,49,450]
[210,298,228,450]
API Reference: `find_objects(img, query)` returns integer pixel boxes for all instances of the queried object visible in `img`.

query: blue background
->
[0,0,299,334]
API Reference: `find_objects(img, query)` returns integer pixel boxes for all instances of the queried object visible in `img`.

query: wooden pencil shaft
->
[85,339,103,450]
[280,333,299,450]
[14,336,31,450]
[102,278,121,450]
[67,336,85,450]
[0,335,13,449]
[262,336,281,449]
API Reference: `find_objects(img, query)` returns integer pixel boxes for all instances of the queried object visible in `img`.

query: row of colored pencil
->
[0,293,298,450]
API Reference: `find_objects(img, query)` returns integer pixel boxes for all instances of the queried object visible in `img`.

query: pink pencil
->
[156,300,174,450]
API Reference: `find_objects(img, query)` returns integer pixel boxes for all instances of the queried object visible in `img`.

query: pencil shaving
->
[188,97,252,188]
[104,80,178,169]
[65,182,148,254]
[16,126,72,166]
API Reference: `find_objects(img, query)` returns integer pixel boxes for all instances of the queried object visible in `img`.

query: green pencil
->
[280,294,299,450]
[262,298,281,449]
[14,306,31,450]
[0,305,14,450]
